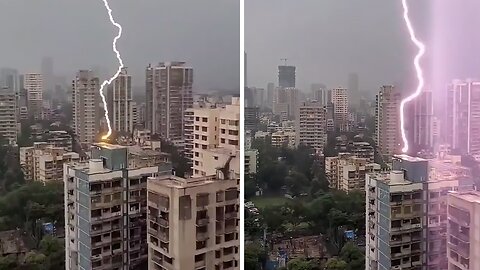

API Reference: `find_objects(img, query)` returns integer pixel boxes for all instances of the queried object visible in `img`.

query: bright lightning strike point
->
[400,0,425,153]
[99,0,124,140]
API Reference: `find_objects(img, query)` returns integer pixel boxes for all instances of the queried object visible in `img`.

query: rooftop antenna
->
[280,58,288,66]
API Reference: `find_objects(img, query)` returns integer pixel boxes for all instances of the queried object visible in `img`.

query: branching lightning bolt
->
[400,0,425,153]
[99,0,124,140]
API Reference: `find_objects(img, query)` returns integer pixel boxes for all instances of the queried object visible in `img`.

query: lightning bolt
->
[99,0,124,140]
[400,0,425,153]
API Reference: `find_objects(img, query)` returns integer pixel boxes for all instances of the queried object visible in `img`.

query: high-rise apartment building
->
[366,169,426,270]
[72,70,100,145]
[244,107,259,132]
[146,62,193,144]
[446,191,480,270]
[295,101,326,153]
[267,82,275,109]
[64,143,171,270]
[190,98,240,178]
[24,73,43,119]
[445,80,480,156]
[108,68,133,133]
[146,172,239,270]
[414,89,434,150]
[426,158,474,269]
[311,83,327,105]
[0,68,19,93]
[331,87,349,132]
[285,87,299,119]
[375,85,401,159]
[41,57,54,93]
[0,87,18,144]
[278,65,295,89]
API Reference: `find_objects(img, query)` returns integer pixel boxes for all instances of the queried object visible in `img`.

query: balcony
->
[196,232,209,241]
[194,260,206,269]
[225,212,237,219]
[225,225,236,234]
[448,242,470,258]
[196,218,209,226]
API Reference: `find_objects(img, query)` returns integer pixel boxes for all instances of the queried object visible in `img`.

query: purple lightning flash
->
[400,0,426,153]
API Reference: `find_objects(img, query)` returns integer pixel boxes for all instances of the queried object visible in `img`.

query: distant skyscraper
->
[311,83,327,105]
[331,87,348,132]
[72,70,100,145]
[278,65,295,88]
[413,89,433,150]
[348,73,359,95]
[146,62,193,144]
[0,87,18,144]
[41,57,54,93]
[244,51,247,87]
[108,68,133,133]
[0,68,19,93]
[445,79,480,156]
[285,87,300,119]
[24,73,43,120]
[295,101,326,153]
[375,85,401,159]
[267,82,275,109]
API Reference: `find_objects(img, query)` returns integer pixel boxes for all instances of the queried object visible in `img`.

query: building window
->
[221,138,225,143]
[221,129,226,134]
[202,136,207,141]
[202,127,208,132]
[221,119,226,124]
[202,117,208,122]
[195,117,200,121]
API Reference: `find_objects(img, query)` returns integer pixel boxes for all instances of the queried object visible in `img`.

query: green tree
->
[0,255,17,270]
[287,258,321,270]
[325,258,348,270]
[244,243,266,270]
[340,242,365,270]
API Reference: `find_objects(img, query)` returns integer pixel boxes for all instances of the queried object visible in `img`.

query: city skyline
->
[0,0,239,92]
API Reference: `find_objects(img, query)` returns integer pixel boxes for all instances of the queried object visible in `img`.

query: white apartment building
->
[366,170,426,270]
[271,131,296,148]
[191,98,240,178]
[325,153,380,192]
[72,70,100,146]
[147,173,239,270]
[375,85,401,159]
[146,62,193,143]
[20,142,79,183]
[24,73,43,119]
[446,80,480,157]
[446,191,480,270]
[108,68,133,133]
[0,87,17,144]
[244,150,258,175]
[295,101,326,153]
[331,87,348,132]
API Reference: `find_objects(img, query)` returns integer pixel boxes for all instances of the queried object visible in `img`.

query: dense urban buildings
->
[375,85,401,159]
[146,62,193,145]
[72,70,100,146]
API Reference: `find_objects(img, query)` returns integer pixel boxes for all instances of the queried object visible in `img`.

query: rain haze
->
[246,0,480,102]
[0,0,240,92]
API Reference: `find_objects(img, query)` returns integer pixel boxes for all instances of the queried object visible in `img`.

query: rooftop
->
[394,154,427,162]
[449,191,480,204]
[93,142,126,150]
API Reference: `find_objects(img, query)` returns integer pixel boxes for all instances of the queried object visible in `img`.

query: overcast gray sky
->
[246,0,480,95]
[0,0,239,92]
